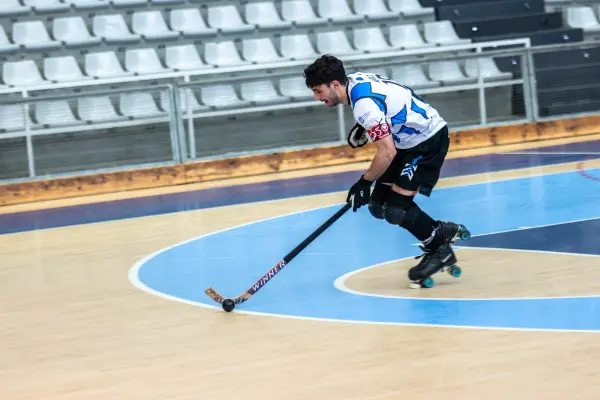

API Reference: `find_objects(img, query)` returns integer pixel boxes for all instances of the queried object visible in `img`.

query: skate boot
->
[435,220,471,244]
[408,243,462,289]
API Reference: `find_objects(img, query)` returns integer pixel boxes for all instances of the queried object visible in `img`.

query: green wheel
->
[422,277,435,288]
[449,266,462,278]
[459,225,471,241]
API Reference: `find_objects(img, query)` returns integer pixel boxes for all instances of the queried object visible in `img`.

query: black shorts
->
[375,125,450,198]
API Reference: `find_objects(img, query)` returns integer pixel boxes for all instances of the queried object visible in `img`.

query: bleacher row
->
[0,0,599,133]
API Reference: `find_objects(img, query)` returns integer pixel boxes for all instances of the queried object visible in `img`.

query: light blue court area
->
[131,168,600,332]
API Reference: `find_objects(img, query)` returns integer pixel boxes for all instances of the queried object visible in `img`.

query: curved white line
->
[333,247,600,301]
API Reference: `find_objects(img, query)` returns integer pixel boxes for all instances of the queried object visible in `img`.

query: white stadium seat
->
[3,60,46,87]
[0,104,26,132]
[44,56,92,83]
[388,24,434,49]
[22,0,69,13]
[119,92,165,118]
[244,2,292,29]
[316,30,359,56]
[93,14,141,43]
[279,34,318,60]
[125,48,170,75]
[78,96,126,122]
[424,21,471,46]
[165,44,210,71]
[53,17,102,47]
[353,0,397,20]
[204,41,250,67]
[200,84,250,108]
[170,8,217,37]
[391,64,440,89]
[207,5,254,34]
[35,100,81,126]
[85,51,134,79]
[281,0,327,26]
[242,38,284,64]
[352,27,391,53]
[428,61,476,85]
[12,21,61,51]
[241,80,287,104]
[132,11,179,41]
[317,0,363,23]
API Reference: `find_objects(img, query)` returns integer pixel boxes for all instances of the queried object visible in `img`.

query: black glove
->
[347,122,368,149]
[346,175,373,212]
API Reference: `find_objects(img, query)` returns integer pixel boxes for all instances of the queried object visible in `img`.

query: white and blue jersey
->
[346,71,446,149]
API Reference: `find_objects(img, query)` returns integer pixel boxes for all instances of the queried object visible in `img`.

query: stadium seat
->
[34,100,81,127]
[279,34,318,60]
[245,2,292,29]
[352,0,398,20]
[22,0,69,13]
[78,96,126,122]
[93,14,142,44]
[200,84,250,108]
[160,89,207,114]
[424,21,471,46]
[317,30,359,56]
[428,61,476,85]
[0,0,30,16]
[464,58,513,81]
[2,60,46,87]
[12,21,61,51]
[132,11,180,41]
[170,8,217,37]
[207,5,254,34]
[241,80,287,104]
[119,92,165,118]
[566,6,600,33]
[44,56,92,83]
[85,51,134,79]
[317,0,363,23]
[281,0,327,26]
[388,0,434,18]
[53,17,102,48]
[165,44,210,71]
[388,24,434,49]
[204,41,250,67]
[243,38,285,64]
[0,26,20,55]
[390,64,440,89]
[352,27,391,53]
[0,104,26,132]
[279,76,313,100]
[150,0,184,4]
[125,48,171,75]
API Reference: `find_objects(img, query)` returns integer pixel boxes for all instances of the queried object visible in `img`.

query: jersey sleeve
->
[353,98,390,142]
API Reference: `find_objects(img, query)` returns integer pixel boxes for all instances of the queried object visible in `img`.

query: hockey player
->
[303,54,470,288]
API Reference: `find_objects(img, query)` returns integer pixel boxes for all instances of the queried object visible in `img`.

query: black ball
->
[222,299,235,312]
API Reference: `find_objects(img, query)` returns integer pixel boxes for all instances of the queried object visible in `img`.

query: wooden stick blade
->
[204,287,225,304]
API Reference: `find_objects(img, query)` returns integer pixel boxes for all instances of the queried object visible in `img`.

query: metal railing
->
[0,37,598,184]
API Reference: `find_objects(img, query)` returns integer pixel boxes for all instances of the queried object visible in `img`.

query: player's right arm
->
[353,98,397,182]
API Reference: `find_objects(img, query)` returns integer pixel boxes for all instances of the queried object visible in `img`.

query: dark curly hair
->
[303,55,348,88]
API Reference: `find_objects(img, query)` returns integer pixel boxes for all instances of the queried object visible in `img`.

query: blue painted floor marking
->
[132,168,600,331]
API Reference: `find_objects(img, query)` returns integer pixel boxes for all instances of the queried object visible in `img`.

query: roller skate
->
[408,243,462,289]
[436,220,471,244]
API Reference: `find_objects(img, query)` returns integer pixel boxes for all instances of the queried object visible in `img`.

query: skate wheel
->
[459,225,471,241]
[422,277,435,288]
[449,265,462,278]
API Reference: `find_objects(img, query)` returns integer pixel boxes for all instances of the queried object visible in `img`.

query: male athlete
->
[303,55,470,288]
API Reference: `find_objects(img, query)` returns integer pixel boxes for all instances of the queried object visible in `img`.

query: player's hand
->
[346,175,373,212]
[347,123,368,148]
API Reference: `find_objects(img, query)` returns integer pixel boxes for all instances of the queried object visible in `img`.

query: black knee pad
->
[368,200,385,219]
[383,192,419,229]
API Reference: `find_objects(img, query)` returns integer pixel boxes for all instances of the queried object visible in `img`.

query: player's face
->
[311,84,340,107]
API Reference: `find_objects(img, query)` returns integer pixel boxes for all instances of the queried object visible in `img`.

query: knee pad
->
[368,200,385,220]
[383,192,419,228]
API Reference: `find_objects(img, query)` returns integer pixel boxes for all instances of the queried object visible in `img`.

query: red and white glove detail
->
[367,122,391,142]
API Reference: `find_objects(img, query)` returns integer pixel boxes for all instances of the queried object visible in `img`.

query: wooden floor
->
[2,136,600,399]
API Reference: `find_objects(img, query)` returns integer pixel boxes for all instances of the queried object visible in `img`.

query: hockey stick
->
[204,202,352,311]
